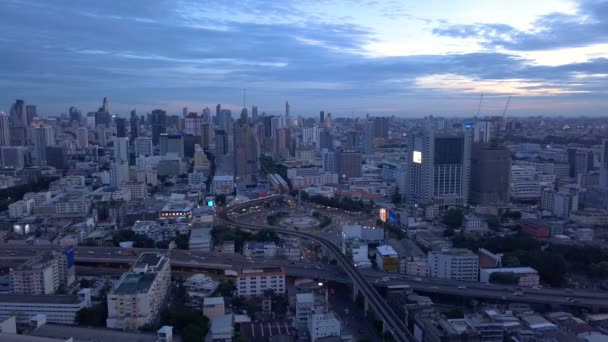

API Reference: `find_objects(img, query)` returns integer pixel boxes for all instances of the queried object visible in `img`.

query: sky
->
[0,0,607,117]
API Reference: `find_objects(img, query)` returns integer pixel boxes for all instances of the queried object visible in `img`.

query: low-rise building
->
[520,219,551,238]
[479,267,540,287]
[189,228,212,252]
[0,289,91,325]
[243,242,277,258]
[406,261,430,277]
[212,175,235,195]
[106,253,171,331]
[376,245,399,272]
[210,314,234,342]
[159,201,194,219]
[237,267,285,297]
[428,249,478,281]
[8,199,34,218]
[203,297,225,320]
[575,228,594,242]
[463,214,489,234]
[570,209,608,227]
[307,309,341,342]
[123,182,147,199]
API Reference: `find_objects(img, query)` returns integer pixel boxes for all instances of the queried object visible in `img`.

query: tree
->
[215,194,227,207]
[442,208,464,228]
[182,324,205,342]
[79,278,92,288]
[486,215,500,230]
[502,255,521,267]
[247,301,260,318]
[444,309,464,319]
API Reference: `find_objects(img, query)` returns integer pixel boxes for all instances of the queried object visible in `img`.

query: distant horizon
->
[1,1,607,117]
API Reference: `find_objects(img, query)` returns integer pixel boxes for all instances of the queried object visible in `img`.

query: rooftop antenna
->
[476,93,484,117]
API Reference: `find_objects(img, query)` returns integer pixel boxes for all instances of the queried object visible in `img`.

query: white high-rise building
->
[114,137,129,162]
[406,129,472,206]
[0,111,10,145]
[106,253,171,331]
[135,137,154,157]
[473,118,494,143]
[110,160,129,186]
[428,248,478,281]
[76,127,89,148]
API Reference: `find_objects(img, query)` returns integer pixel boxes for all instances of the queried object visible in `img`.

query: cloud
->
[433,0,608,51]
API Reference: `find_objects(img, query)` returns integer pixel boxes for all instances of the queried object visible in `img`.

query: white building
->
[351,242,371,268]
[135,137,154,157]
[575,228,594,242]
[8,199,34,218]
[428,249,478,281]
[110,160,129,186]
[0,289,91,325]
[106,253,171,331]
[463,214,489,234]
[114,137,129,162]
[296,292,328,326]
[189,228,212,252]
[76,127,88,148]
[55,194,90,217]
[10,250,74,295]
[123,182,147,199]
[188,172,206,188]
[553,191,578,218]
[236,267,285,297]
[212,175,234,195]
[210,314,233,342]
[307,309,341,342]
[23,191,52,207]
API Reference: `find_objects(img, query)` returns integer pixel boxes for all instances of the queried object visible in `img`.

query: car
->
[457,285,467,289]
[566,297,577,303]
[513,291,523,296]
[414,277,422,282]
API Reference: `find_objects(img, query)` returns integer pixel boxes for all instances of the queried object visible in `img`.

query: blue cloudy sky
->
[0,0,607,117]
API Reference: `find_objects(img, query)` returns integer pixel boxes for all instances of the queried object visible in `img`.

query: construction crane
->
[502,96,512,117]
[476,93,484,117]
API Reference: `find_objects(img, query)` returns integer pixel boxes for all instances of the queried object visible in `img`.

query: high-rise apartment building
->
[114,137,129,162]
[373,116,389,140]
[274,127,290,160]
[236,267,285,296]
[406,129,472,206]
[32,125,55,166]
[10,249,74,295]
[9,99,28,146]
[0,111,10,145]
[110,160,129,186]
[337,150,362,181]
[115,117,127,138]
[0,146,26,169]
[233,119,260,184]
[106,253,171,331]
[470,143,511,205]
[568,148,594,178]
[601,139,608,189]
[159,133,184,158]
[150,109,167,145]
[185,112,202,135]
[130,109,139,140]
[428,249,478,281]
[76,127,89,148]
[200,123,211,149]
[134,137,153,157]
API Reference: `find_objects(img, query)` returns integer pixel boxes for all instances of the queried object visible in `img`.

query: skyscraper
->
[9,100,28,146]
[113,137,129,162]
[219,109,233,131]
[69,107,82,123]
[115,117,127,138]
[159,133,184,158]
[373,117,389,140]
[251,106,258,123]
[233,120,260,184]
[101,97,110,113]
[406,129,472,206]
[130,110,139,140]
[200,123,211,149]
[0,111,10,146]
[470,143,511,205]
[110,160,129,186]
[76,127,88,148]
[285,101,290,117]
[45,146,68,170]
[338,150,362,182]
[185,112,202,135]
[274,127,290,160]
[362,120,374,154]
[214,129,228,162]
[319,111,325,125]
[26,105,37,123]
[150,109,167,145]
[134,137,153,157]
[600,139,608,189]
[32,125,55,166]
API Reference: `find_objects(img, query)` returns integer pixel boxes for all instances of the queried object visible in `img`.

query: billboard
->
[379,208,387,222]
[388,209,398,224]
[65,246,75,268]
[413,151,422,164]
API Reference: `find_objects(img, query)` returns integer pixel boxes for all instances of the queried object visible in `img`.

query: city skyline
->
[1,0,607,117]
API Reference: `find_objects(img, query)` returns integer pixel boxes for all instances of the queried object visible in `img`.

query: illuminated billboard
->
[379,208,387,222]
[413,151,422,164]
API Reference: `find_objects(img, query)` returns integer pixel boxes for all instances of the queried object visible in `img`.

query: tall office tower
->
[373,116,389,140]
[470,143,511,205]
[270,116,287,137]
[321,149,338,173]
[202,107,211,122]
[568,148,594,178]
[95,111,111,128]
[215,104,221,125]
[69,106,82,123]
[32,125,55,166]
[362,120,374,154]
[134,137,153,157]
[0,111,10,145]
[96,125,108,146]
[115,117,127,138]
[150,109,167,145]
[9,99,28,146]
[600,139,608,189]
[302,126,320,147]
[130,110,139,140]
[406,130,472,206]
[319,111,325,125]
[324,113,332,127]
[159,133,184,158]
[345,131,360,151]
[0,146,26,169]
[262,116,273,138]
[110,160,129,186]
[251,106,258,123]
[185,112,202,135]
[319,129,332,150]
[113,137,129,162]
[101,97,110,113]
[274,127,290,160]
[240,108,248,124]
[233,121,260,184]
[337,150,362,182]
[214,129,228,160]
[76,127,89,148]
[46,146,68,170]
[26,105,37,122]
[219,109,233,131]
[473,118,494,143]
[200,123,211,149]
[285,101,290,117]
[182,107,188,117]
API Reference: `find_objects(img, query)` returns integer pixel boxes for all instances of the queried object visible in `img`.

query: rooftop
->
[30,323,161,342]
[239,267,284,276]
[0,294,82,305]
[432,248,476,257]
[204,297,225,306]
[161,201,194,212]
[376,245,398,257]
[114,273,156,295]
[134,253,164,269]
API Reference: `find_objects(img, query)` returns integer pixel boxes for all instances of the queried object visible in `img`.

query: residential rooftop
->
[0,294,82,305]
[114,273,156,295]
